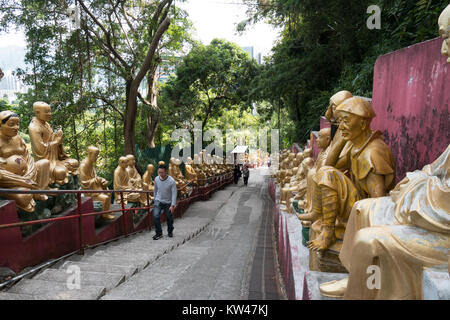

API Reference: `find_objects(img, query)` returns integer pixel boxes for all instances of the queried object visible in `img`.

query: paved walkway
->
[102,167,283,300]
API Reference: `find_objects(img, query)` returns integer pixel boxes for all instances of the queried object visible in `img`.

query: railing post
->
[77,192,84,255]
[120,192,128,237]
[146,193,152,231]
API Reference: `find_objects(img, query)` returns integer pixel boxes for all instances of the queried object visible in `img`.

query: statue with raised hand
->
[298,97,396,251]
[28,102,79,185]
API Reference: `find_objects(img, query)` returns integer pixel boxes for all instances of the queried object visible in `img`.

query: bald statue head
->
[317,128,331,150]
[146,164,154,175]
[33,101,52,122]
[439,4,450,63]
[87,145,100,162]
[126,154,136,167]
[118,156,128,169]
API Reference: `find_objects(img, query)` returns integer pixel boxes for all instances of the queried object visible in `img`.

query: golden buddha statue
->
[79,146,113,220]
[439,4,450,63]
[113,156,147,205]
[192,154,207,186]
[0,111,50,212]
[298,97,396,251]
[319,9,450,299]
[281,156,314,212]
[125,154,142,190]
[280,150,311,206]
[142,164,155,195]
[294,128,331,217]
[28,102,79,185]
[185,157,198,185]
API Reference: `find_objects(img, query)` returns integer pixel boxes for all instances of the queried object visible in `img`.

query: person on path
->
[233,164,241,184]
[242,163,250,186]
[152,164,177,240]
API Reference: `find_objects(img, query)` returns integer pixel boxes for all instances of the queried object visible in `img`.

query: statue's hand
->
[307,229,336,251]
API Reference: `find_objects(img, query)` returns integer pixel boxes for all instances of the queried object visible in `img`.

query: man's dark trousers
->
[153,200,174,235]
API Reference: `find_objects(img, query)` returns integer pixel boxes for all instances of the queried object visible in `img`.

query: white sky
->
[0,0,281,57]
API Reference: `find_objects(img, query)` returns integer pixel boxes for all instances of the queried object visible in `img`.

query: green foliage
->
[242,0,449,145]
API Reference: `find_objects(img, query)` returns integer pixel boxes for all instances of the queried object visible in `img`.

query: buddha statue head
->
[303,148,312,159]
[335,97,376,143]
[87,145,100,163]
[0,110,20,138]
[439,4,450,63]
[187,156,193,165]
[126,154,137,169]
[33,101,52,122]
[325,91,353,124]
[158,160,165,166]
[317,128,331,150]
[118,156,128,169]
[146,164,154,175]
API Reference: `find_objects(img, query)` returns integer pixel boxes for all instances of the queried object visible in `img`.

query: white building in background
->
[0,70,29,102]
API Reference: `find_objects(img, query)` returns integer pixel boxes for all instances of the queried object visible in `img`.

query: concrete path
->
[102,167,283,300]
[0,167,284,300]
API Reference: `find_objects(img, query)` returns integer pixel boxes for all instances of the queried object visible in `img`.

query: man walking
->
[152,164,177,240]
[242,163,250,186]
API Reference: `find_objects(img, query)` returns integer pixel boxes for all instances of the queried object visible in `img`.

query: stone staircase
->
[0,216,213,300]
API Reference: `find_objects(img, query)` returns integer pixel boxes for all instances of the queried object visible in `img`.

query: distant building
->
[0,70,29,102]
[242,46,254,59]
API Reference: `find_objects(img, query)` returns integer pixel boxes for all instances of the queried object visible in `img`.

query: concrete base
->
[302,271,348,300]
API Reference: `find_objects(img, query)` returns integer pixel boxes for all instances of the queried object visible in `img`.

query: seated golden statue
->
[282,157,314,211]
[185,157,198,185]
[114,156,147,205]
[298,97,396,251]
[79,146,113,220]
[192,154,207,186]
[28,102,79,185]
[320,145,450,299]
[280,149,312,206]
[320,9,450,299]
[142,164,155,197]
[293,128,331,215]
[0,111,50,212]
[125,154,142,190]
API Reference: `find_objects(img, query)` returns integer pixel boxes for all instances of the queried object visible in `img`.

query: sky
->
[0,0,281,57]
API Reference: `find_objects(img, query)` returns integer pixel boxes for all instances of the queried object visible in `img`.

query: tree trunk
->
[145,68,160,148]
[124,79,135,155]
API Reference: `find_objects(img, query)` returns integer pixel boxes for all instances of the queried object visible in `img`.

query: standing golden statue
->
[0,111,50,212]
[298,97,396,251]
[79,146,113,220]
[192,154,207,186]
[28,102,79,185]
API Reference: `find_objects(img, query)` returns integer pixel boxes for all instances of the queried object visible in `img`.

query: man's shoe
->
[168,232,173,238]
[153,234,163,240]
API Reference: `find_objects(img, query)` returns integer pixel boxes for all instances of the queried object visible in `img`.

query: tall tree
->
[161,39,259,132]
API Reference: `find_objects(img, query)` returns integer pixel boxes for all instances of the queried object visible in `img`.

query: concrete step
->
[34,268,125,291]
[91,249,160,266]
[57,261,137,279]
[7,279,106,300]
[82,253,149,271]
[0,292,38,300]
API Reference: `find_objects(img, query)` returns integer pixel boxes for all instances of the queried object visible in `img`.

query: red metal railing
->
[0,173,233,257]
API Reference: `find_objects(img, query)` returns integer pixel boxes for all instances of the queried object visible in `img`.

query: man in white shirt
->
[152,164,177,240]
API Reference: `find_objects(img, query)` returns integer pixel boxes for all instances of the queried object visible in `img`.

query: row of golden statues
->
[272,6,449,299]
[0,102,233,221]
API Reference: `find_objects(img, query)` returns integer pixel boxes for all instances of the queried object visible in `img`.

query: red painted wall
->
[372,37,450,182]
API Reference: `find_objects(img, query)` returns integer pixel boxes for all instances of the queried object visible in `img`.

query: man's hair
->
[158,164,168,171]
